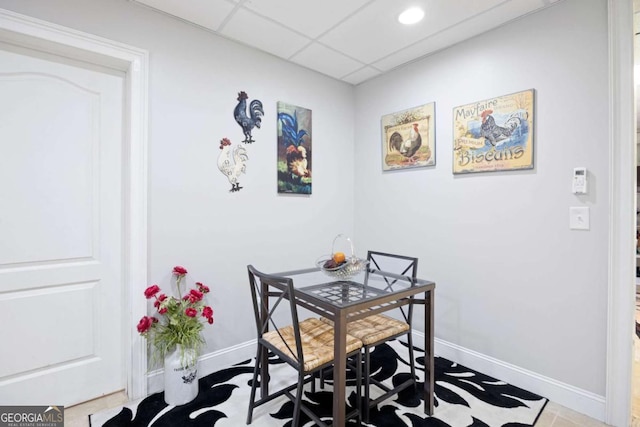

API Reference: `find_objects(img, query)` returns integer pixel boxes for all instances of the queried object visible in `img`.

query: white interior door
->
[0,42,125,406]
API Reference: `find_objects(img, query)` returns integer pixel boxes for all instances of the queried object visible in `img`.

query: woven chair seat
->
[320,314,410,346]
[263,318,363,372]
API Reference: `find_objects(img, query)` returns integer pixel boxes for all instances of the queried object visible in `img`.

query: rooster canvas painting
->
[452,89,534,174]
[234,91,263,144]
[382,102,435,171]
[217,138,248,192]
[277,101,311,194]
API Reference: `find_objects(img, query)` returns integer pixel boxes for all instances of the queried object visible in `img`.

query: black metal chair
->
[246,265,363,427]
[320,251,418,422]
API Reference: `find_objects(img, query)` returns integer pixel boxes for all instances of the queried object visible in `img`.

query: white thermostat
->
[572,167,587,194]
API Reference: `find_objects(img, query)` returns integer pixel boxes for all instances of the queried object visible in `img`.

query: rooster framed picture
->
[381,102,435,171]
[452,89,535,174]
[277,101,312,194]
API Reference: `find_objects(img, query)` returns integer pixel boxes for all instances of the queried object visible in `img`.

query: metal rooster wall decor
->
[217,138,248,192]
[233,91,264,144]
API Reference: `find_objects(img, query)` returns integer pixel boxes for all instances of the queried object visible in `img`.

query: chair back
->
[365,251,419,322]
[247,265,305,367]
[366,251,418,281]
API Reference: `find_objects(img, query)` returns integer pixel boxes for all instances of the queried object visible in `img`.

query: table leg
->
[333,312,347,426]
[424,289,434,415]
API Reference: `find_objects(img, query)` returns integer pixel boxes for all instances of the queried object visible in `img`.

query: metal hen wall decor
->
[452,89,534,174]
[381,102,435,171]
[234,91,264,144]
[217,138,248,192]
[277,101,312,194]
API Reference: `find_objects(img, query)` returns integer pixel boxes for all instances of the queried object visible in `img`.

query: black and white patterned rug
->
[90,340,547,426]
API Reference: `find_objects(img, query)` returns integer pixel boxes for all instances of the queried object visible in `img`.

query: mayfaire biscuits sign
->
[453,89,534,174]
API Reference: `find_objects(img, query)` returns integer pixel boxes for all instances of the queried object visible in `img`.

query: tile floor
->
[66,389,614,427]
[65,391,128,427]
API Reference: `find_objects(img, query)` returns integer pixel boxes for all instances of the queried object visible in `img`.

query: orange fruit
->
[332,252,346,264]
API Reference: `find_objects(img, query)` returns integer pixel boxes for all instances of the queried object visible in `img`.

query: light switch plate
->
[569,207,590,230]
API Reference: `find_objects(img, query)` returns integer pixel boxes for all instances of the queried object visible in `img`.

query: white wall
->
[354,0,609,400]
[0,0,616,418]
[0,0,356,357]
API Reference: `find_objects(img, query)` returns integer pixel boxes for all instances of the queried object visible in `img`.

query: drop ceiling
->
[132,0,562,85]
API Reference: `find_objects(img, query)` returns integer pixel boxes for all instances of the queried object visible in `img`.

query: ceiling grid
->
[131,0,562,85]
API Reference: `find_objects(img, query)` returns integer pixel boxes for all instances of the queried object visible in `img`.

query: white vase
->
[163,345,199,405]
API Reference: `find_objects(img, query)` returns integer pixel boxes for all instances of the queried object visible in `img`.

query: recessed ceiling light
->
[398,7,425,25]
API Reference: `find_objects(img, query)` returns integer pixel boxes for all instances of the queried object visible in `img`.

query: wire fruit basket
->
[315,234,369,280]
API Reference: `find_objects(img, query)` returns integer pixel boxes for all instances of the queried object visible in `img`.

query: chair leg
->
[292,372,305,427]
[246,345,262,425]
[356,351,362,427]
[363,346,371,423]
[407,333,417,392]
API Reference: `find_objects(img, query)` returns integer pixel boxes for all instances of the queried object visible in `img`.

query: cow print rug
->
[90,340,547,426]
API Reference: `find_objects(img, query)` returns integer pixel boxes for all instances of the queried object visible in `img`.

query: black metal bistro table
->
[266,267,436,426]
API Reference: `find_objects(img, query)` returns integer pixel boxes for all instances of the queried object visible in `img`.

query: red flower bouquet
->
[137,266,214,360]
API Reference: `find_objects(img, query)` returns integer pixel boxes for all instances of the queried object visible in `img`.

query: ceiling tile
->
[289,43,364,80]
[241,0,372,38]
[342,67,382,85]
[134,0,236,31]
[319,0,507,65]
[219,8,312,59]
[373,0,548,71]
[132,0,565,85]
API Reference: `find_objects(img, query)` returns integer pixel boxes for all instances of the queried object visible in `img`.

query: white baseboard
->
[146,333,606,422]
[410,331,606,422]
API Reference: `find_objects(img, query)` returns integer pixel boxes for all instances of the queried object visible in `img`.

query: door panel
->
[0,74,95,264]
[0,44,125,405]
[0,282,96,378]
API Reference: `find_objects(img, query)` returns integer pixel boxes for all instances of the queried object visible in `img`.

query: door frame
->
[0,8,149,400]
[607,0,635,425]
